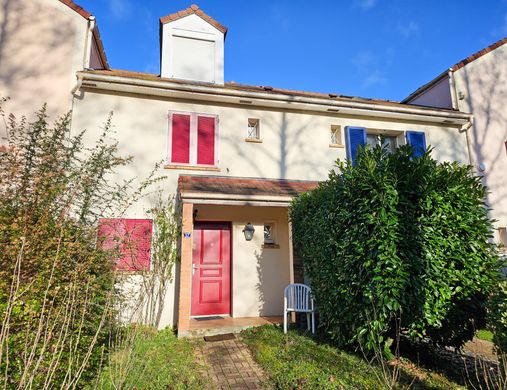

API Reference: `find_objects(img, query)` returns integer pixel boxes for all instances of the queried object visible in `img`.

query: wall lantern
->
[242,222,255,241]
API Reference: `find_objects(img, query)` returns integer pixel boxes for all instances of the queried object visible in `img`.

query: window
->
[264,222,276,244]
[246,118,261,142]
[97,219,153,271]
[168,111,218,166]
[330,125,343,146]
[366,133,397,154]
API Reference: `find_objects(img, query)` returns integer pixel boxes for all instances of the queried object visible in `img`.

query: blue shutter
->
[345,126,366,165]
[406,131,427,158]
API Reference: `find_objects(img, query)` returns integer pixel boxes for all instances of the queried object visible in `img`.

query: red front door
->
[191,222,231,316]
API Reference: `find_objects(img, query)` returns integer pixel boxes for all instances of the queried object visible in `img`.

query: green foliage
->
[0,104,159,387]
[488,278,507,353]
[289,144,499,353]
[242,325,462,389]
[95,327,207,389]
[475,329,494,343]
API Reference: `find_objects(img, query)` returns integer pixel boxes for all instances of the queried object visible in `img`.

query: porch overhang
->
[177,175,319,206]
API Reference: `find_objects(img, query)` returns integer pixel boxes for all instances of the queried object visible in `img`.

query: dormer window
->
[160,5,226,85]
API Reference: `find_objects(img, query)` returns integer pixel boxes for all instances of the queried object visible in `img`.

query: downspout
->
[82,16,95,70]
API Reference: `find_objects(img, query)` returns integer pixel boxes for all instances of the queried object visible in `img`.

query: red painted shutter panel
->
[98,219,152,271]
[197,116,215,165]
[171,114,190,164]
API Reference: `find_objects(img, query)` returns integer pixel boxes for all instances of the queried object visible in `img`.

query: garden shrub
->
[0,104,159,387]
[290,143,499,353]
[489,278,507,355]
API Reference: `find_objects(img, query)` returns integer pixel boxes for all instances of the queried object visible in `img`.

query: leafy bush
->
[0,104,157,387]
[290,144,499,353]
[96,326,207,389]
[489,279,507,354]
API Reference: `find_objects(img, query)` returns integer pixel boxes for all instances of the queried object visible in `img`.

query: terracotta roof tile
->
[451,36,507,71]
[403,36,507,102]
[58,0,92,19]
[178,176,319,197]
[160,4,228,36]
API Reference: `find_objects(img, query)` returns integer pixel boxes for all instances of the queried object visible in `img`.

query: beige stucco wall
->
[453,44,507,234]
[71,88,470,215]
[194,205,290,318]
[70,88,470,328]
[408,76,453,109]
[0,0,89,122]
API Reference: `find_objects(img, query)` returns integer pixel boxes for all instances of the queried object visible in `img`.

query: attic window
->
[246,118,261,142]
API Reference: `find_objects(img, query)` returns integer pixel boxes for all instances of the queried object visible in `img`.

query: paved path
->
[198,336,270,389]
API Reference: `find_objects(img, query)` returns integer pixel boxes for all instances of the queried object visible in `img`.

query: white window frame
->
[247,118,260,140]
[167,111,219,167]
[365,129,404,153]
[330,125,343,146]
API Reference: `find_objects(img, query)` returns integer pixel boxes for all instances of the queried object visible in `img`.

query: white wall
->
[408,76,453,109]
[0,0,90,121]
[453,44,507,235]
[70,88,470,327]
[160,14,224,84]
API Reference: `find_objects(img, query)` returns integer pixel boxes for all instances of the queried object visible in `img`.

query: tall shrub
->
[290,143,499,353]
[0,104,158,387]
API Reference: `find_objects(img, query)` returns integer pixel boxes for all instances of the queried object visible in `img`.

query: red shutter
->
[98,219,153,271]
[197,116,215,165]
[171,114,190,164]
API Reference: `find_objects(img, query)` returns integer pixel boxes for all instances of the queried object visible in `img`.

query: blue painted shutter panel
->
[345,126,366,165]
[406,131,427,158]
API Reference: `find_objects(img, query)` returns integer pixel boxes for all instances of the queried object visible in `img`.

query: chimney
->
[159,4,227,85]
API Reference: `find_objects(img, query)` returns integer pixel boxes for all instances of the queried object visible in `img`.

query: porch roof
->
[178,175,319,206]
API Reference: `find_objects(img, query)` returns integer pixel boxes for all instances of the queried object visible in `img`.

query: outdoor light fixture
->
[243,222,255,241]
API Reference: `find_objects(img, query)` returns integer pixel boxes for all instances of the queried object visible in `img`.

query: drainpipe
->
[448,68,459,110]
[83,16,95,70]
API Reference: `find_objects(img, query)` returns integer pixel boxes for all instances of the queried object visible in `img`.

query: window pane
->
[366,134,380,148]
[197,116,215,165]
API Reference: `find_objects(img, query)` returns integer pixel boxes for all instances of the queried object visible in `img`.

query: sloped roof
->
[178,175,319,197]
[58,0,92,19]
[83,68,467,115]
[57,0,109,70]
[403,36,507,103]
[451,36,507,71]
[160,4,228,36]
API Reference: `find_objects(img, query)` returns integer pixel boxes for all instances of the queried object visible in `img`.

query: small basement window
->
[330,125,343,147]
[246,118,261,142]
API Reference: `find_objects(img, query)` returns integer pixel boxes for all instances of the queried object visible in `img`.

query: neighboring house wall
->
[407,76,453,109]
[452,44,507,234]
[70,85,470,327]
[0,0,90,121]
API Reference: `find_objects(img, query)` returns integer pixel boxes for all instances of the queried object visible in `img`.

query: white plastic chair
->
[283,283,315,334]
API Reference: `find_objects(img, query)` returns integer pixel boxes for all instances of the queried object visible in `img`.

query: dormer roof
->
[159,4,228,36]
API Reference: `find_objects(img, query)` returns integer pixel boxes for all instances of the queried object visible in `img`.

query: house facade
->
[0,0,108,121]
[1,2,476,337]
[68,5,474,336]
[403,37,507,251]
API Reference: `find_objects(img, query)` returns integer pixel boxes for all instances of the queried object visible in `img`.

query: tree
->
[0,102,159,387]
[290,143,500,354]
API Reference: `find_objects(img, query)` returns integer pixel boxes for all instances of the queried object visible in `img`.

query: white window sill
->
[164,164,220,172]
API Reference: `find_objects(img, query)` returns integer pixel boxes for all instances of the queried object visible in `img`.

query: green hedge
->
[289,144,499,352]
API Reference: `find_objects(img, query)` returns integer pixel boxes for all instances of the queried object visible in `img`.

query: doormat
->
[193,316,224,321]
[204,333,236,342]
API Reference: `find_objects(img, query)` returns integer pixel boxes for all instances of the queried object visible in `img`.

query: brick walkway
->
[198,336,270,389]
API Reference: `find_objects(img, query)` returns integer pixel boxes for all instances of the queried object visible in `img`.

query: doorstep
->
[180,316,283,338]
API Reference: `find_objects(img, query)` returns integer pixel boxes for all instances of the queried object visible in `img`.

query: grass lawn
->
[242,325,464,390]
[476,329,494,342]
[95,327,208,389]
